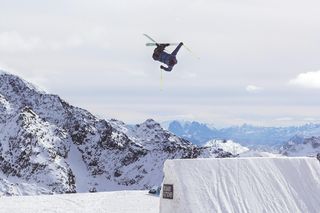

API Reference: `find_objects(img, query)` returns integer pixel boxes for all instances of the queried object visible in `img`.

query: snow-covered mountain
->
[0,71,233,196]
[204,139,249,155]
[280,136,320,156]
[166,120,320,147]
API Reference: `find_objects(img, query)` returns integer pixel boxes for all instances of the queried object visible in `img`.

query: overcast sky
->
[1,0,320,127]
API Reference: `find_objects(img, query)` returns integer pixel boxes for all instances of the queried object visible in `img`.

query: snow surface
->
[280,136,320,157]
[284,142,319,156]
[239,150,282,157]
[0,70,7,75]
[0,190,159,213]
[160,157,320,213]
[66,143,91,192]
[205,139,249,155]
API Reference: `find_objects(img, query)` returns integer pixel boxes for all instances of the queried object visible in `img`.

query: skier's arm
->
[157,44,169,51]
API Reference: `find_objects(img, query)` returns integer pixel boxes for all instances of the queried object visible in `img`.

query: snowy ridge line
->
[0,69,7,75]
[0,71,47,94]
[164,156,313,161]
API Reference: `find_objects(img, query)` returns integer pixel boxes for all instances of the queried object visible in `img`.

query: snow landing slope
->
[0,71,233,195]
[0,190,158,213]
[160,157,320,213]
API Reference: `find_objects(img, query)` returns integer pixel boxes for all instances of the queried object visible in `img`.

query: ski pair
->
[143,34,199,59]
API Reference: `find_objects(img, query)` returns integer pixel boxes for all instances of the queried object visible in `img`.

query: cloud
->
[0,61,22,76]
[275,117,293,121]
[0,31,42,52]
[289,70,320,88]
[303,117,317,122]
[0,28,110,53]
[64,26,111,49]
[0,61,11,71]
[245,85,263,93]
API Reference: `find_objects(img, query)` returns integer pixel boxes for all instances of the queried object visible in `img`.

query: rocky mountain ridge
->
[0,71,232,196]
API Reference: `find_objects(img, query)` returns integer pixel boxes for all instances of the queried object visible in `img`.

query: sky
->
[1,0,320,127]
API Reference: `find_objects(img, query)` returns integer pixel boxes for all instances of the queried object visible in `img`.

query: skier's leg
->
[152,47,162,60]
[160,65,172,72]
[171,42,184,56]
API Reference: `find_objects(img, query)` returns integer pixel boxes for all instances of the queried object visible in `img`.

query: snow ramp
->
[160,157,320,213]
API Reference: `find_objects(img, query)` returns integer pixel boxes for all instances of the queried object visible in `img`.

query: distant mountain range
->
[164,120,320,147]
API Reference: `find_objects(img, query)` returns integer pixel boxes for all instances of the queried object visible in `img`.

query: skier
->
[152,42,184,72]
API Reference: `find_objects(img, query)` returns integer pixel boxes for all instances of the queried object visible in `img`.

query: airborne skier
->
[152,42,184,72]
[143,34,186,72]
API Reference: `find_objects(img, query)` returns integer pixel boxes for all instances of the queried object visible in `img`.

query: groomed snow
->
[160,157,320,213]
[239,150,281,157]
[0,190,159,213]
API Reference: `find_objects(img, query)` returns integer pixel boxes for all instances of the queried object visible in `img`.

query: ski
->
[146,43,179,47]
[143,34,157,43]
